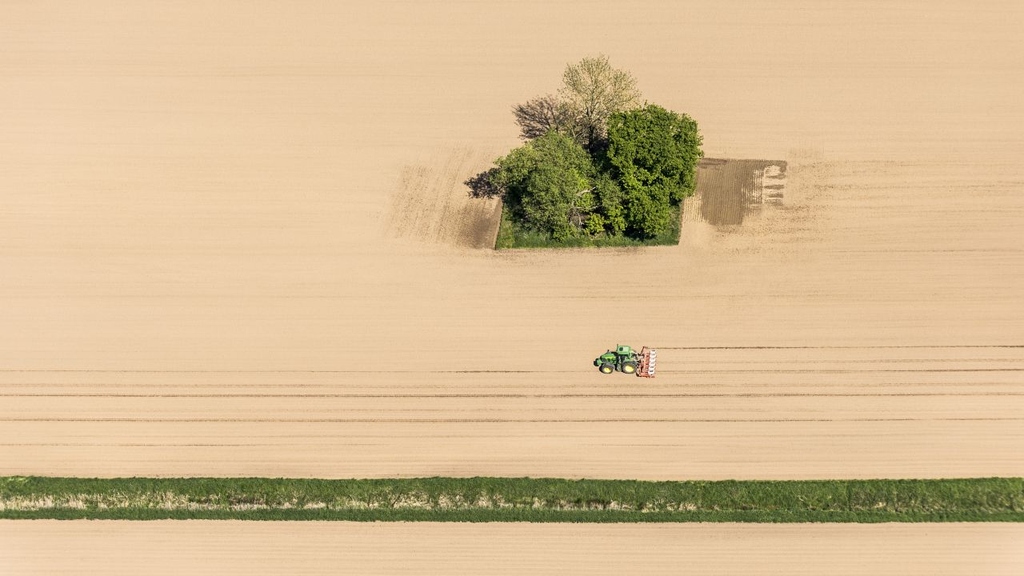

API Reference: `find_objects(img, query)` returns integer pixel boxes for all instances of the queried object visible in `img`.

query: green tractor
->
[594,345,657,377]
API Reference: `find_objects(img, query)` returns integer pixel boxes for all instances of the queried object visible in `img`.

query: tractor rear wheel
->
[621,362,637,374]
[599,364,614,374]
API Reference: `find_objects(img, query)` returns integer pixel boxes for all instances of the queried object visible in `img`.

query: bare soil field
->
[384,147,502,249]
[2,0,1023,571]
[686,158,788,226]
[2,521,1022,576]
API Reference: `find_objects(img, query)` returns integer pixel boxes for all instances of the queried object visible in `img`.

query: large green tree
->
[492,131,602,241]
[606,105,703,238]
[470,58,703,247]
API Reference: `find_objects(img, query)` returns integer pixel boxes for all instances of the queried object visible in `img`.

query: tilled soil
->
[384,147,502,249]
[687,158,788,226]
[2,0,1022,572]
[2,521,1023,576]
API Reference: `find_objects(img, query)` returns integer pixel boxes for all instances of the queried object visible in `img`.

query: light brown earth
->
[1,0,1023,572]
[2,521,1023,576]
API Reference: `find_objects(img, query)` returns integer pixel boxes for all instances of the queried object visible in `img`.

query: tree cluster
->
[469,55,703,243]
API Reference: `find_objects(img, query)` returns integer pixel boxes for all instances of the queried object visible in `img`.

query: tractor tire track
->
[2,392,1023,399]
[3,416,1023,424]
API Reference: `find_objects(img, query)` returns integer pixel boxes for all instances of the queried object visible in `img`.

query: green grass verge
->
[2,476,1021,522]
[495,205,681,249]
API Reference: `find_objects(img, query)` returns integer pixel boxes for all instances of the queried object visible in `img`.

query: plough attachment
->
[637,347,657,378]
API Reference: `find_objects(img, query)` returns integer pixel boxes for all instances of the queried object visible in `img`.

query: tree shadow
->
[464,167,502,199]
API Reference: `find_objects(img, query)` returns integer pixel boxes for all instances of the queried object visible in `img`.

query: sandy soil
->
[2,0,1022,481]
[384,147,502,249]
[1,0,1022,570]
[2,521,1022,576]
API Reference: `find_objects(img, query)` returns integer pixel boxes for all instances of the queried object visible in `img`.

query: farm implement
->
[593,345,656,378]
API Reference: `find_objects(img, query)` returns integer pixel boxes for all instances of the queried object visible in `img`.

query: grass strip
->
[1,477,1021,522]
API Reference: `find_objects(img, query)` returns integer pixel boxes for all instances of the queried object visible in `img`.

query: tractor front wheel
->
[599,364,614,374]
[621,362,637,374]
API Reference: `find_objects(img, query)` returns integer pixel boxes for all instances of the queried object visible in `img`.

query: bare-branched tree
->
[510,56,641,151]
[560,54,642,146]
[512,94,582,141]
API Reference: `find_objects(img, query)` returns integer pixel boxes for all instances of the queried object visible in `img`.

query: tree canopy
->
[560,55,642,148]
[492,131,600,242]
[470,57,702,247]
[606,105,704,238]
[513,55,641,151]
[512,94,583,142]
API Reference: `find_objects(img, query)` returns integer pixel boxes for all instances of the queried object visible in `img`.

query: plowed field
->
[2,0,1022,572]
[3,522,1023,576]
